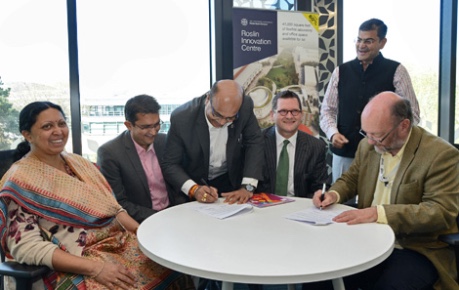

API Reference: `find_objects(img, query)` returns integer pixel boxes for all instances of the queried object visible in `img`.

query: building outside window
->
[77,0,211,161]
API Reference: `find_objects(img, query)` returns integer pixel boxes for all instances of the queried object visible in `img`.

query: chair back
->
[0,150,15,179]
[0,149,50,289]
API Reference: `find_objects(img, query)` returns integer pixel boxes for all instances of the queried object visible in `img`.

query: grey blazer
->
[161,94,264,195]
[97,131,187,223]
[257,126,329,197]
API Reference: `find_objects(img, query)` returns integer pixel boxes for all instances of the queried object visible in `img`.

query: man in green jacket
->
[315,91,459,289]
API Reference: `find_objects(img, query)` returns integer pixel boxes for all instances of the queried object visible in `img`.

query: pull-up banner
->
[233,7,320,134]
[232,9,277,68]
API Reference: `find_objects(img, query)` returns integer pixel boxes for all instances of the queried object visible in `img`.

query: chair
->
[0,150,15,179]
[0,149,49,290]
[438,216,459,279]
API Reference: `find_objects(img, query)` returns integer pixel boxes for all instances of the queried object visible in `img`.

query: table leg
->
[287,284,296,290]
[221,281,234,290]
[332,278,345,290]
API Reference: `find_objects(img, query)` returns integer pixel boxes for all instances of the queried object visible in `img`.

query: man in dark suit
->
[162,79,264,290]
[162,79,264,204]
[97,95,186,223]
[257,90,329,198]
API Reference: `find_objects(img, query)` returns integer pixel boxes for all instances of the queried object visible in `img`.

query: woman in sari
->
[0,101,195,290]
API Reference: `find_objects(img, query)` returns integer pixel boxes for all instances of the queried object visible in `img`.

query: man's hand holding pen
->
[319,183,326,210]
[312,185,338,209]
[196,179,218,203]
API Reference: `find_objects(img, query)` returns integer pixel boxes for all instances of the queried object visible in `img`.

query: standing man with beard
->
[320,18,420,184]
[314,92,459,290]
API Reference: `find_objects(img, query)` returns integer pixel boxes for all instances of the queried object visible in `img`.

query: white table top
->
[138,198,394,285]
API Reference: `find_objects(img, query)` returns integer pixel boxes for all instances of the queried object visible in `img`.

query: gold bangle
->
[91,261,105,278]
[189,184,199,199]
[116,208,127,214]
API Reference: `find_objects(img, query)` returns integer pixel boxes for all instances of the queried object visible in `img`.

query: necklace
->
[61,156,76,177]
[379,155,400,187]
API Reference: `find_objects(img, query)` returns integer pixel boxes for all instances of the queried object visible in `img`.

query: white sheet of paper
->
[284,205,347,225]
[191,203,253,219]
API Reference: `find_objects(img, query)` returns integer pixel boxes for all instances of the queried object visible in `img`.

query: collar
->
[275,128,298,148]
[130,134,153,153]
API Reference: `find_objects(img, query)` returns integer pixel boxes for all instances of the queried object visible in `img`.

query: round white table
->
[138,198,394,290]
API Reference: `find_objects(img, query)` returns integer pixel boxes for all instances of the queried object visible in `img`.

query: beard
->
[374,137,406,156]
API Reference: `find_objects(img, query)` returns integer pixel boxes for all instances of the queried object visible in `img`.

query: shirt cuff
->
[376,205,388,224]
[181,179,196,195]
[44,247,58,269]
[326,129,339,141]
[241,178,258,188]
[328,190,340,203]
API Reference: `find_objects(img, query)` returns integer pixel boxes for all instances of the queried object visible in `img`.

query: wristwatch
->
[242,184,256,193]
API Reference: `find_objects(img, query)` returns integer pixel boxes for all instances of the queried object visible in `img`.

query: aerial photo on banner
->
[233,7,320,135]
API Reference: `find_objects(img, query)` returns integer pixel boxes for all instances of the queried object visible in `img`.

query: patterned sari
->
[0,152,194,290]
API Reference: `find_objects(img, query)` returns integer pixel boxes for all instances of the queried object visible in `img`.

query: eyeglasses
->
[359,120,403,144]
[354,37,377,45]
[275,109,302,116]
[134,120,164,131]
[209,99,239,122]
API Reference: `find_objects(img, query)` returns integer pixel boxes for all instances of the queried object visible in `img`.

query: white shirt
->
[181,108,257,194]
[207,115,230,180]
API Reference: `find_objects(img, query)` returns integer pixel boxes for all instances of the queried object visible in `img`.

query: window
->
[77,0,211,161]
[343,0,440,135]
[0,0,71,151]
[455,5,459,143]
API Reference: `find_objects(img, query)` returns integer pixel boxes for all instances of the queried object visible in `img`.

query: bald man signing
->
[313,92,459,290]
[162,79,264,205]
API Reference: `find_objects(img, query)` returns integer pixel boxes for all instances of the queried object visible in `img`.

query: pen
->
[200,178,209,186]
[320,183,326,210]
[201,178,216,198]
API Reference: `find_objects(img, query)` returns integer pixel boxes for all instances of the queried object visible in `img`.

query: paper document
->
[284,205,348,225]
[192,203,253,219]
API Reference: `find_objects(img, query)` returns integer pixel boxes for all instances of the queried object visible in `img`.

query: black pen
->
[320,183,326,210]
[200,178,209,186]
[201,178,216,199]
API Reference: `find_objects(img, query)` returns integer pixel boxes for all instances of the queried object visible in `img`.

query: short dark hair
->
[272,90,302,111]
[359,18,388,39]
[391,98,413,126]
[16,101,66,160]
[124,94,161,124]
[19,101,65,133]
